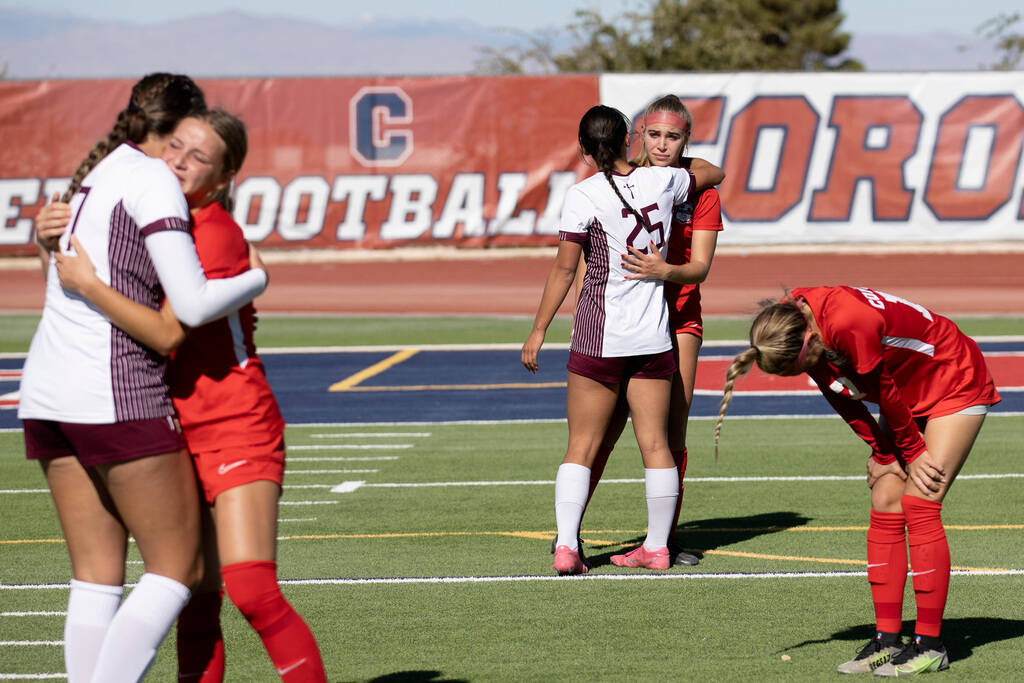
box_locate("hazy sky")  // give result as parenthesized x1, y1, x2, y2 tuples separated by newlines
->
(7, 0, 1021, 34)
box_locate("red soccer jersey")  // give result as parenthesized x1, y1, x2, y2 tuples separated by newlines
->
(792, 286, 1000, 463)
(663, 187, 723, 324)
(167, 202, 285, 451)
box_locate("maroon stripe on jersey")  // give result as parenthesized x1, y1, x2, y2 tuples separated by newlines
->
(684, 169, 697, 203)
(139, 216, 192, 237)
(571, 219, 608, 357)
(558, 230, 586, 243)
(107, 200, 175, 421)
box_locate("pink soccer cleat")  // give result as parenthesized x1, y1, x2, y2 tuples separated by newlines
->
(610, 545, 671, 570)
(552, 545, 589, 575)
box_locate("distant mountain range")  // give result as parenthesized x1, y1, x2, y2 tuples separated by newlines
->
(0, 6, 1003, 79)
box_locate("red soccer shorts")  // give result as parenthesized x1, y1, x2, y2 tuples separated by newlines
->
(191, 434, 285, 503)
(669, 292, 703, 338)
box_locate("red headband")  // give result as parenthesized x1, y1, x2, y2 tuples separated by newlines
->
(641, 110, 689, 133)
(779, 326, 814, 376)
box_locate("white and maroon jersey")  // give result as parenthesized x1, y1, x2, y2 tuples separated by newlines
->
(19, 143, 267, 424)
(793, 286, 1000, 463)
(560, 165, 695, 357)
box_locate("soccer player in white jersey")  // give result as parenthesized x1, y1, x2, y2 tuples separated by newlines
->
(19, 73, 268, 683)
(44, 110, 327, 682)
(521, 105, 724, 575)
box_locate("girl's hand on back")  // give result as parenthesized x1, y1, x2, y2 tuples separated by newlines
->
(621, 245, 670, 281)
(248, 243, 269, 284)
(55, 235, 100, 297)
(35, 193, 71, 252)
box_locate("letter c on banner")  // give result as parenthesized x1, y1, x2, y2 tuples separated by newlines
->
(349, 86, 414, 167)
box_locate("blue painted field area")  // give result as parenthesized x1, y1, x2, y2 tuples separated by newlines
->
(2, 341, 1022, 429)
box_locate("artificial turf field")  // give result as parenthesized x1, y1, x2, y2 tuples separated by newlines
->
(1, 314, 1022, 681)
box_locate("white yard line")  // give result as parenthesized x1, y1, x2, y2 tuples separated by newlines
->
(3, 569, 1021, 593)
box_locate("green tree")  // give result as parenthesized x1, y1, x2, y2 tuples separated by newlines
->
(978, 12, 1024, 70)
(476, 0, 862, 73)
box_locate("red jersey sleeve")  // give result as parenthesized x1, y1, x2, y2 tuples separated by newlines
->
(691, 188, 723, 232)
(874, 367, 927, 460)
(190, 203, 249, 280)
(813, 375, 900, 464)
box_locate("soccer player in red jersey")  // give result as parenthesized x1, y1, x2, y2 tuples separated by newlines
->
(42, 110, 326, 682)
(581, 95, 724, 569)
(715, 286, 1000, 676)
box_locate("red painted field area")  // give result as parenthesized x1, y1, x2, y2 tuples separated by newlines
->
(694, 354, 1024, 393)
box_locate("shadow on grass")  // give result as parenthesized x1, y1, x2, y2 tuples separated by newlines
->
(583, 510, 811, 568)
(367, 671, 468, 683)
(781, 617, 1024, 661)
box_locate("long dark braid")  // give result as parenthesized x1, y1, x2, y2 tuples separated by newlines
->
(62, 73, 206, 202)
(578, 105, 649, 231)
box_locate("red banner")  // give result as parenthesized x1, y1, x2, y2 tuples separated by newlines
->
(5, 73, 1022, 256)
(0, 76, 599, 255)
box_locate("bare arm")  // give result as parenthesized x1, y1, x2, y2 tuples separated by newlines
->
(56, 235, 186, 356)
(622, 229, 719, 283)
(685, 157, 725, 191)
(521, 241, 582, 373)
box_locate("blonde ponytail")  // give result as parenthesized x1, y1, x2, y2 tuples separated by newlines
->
(713, 347, 759, 463)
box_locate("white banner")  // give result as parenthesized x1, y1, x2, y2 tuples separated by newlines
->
(602, 72, 1024, 245)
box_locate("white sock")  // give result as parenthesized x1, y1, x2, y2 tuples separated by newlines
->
(89, 573, 191, 683)
(554, 463, 591, 550)
(643, 467, 679, 552)
(64, 579, 123, 683)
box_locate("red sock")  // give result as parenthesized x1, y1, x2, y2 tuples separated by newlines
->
(583, 444, 613, 511)
(867, 510, 908, 634)
(902, 495, 950, 638)
(176, 590, 225, 683)
(670, 448, 687, 533)
(221, 561, 326, 682)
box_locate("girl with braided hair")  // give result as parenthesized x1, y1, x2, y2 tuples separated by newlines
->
(566, 94, 723, 569)
(46, 109, 327, 682)
(521, 104, 723, 575)
(20, 74, 268, 682)
(715, 287, 1000, 676)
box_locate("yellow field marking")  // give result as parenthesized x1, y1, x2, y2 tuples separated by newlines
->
(8, 523, 1022, 573)
(277, 529, 1010, 573)
(700, 548, 864, 566)
(698, 549, 1005, 573)
(335, 381, 567, 392)
(0, 539, 64, 545)
(328, 348, 420, 391)
(286, 531, 544, 541)
(9, 524, 1023, 546)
